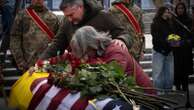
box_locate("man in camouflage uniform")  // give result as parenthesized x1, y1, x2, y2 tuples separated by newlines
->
(10, 0, 59, 71)
(110, 0, 145, 61)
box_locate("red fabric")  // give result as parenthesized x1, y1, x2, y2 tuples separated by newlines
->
(71, 98, 90, 110)
(114, 3, 142, 34)
(28, 83, 52, 110)
(87, 40, 155, 94)
(30, 77, 47, 92)
(47, 88, 70, 110)
(26, 7, 54, 41)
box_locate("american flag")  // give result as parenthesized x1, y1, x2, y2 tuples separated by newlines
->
(27, 79, 135, 110)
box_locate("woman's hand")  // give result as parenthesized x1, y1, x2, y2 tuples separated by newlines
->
(28, 67, 35, 76)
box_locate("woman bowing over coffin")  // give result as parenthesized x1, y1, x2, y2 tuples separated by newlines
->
(8, 26, 157, 110)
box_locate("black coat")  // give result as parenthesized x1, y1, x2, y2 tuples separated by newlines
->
(173, 15, 193, 76)
(151, 17, 173, 56)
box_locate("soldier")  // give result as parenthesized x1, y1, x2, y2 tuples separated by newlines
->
(10, 0, 59, 72)
(110, 0, 145, 61)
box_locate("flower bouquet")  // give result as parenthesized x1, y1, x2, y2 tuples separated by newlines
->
(167, 34, 181, 47)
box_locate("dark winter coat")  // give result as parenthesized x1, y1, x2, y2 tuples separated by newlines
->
(40, 0, 132, 59)
(151, 17, 173, 56)
(173, 15, 193, 76)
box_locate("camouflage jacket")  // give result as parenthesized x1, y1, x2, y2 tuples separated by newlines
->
(10, 6, 59, 71)
(110, 3, 145, 61)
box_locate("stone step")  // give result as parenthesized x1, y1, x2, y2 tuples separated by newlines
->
(140, 61, 152, 69)
(2, 68, 22, 77)
(141, 53, 152, 61)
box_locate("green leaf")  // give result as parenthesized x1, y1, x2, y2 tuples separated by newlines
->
(47, 61, 140, 99)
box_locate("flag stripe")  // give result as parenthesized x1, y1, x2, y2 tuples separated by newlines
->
(28, 83, 52, 110)
(32, 79, 48, 94)
(47, 88, 71, 110)
(71, 97, 90, 110)
(57, 92, 81, 110)
(36, 86, 61, 110)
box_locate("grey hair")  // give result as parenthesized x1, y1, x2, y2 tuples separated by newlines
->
(70, 26, 112, 59)
(59, 0, 84, 10)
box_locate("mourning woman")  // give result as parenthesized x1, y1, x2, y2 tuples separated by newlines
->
(70, 26, 154, 94)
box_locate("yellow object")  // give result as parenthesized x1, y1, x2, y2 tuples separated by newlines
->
(89, 99, 100, 110)
(8, 71, 49, 110)
(168, 34, 181, 41)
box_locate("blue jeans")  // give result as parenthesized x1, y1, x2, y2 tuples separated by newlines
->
(152, 50, 174, 91)
(103, 0, 110, 12)
(0, 4, 14, 49)
(1, 2, 15, 36)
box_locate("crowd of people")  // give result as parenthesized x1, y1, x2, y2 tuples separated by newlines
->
(151, 1, 194, 94)
(0, 0, 194, 109)
(0, 0, 150, 110)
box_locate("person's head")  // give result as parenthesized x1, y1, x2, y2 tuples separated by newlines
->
(60, 0, 85, 24)
(154, 6, 170, 21)
(31, 0, 44, 7)
(70, 26, 112, 61)
(175, 2, 187, 16)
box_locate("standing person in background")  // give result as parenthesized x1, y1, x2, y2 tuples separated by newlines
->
(151, 6, 174, 94)
(110, 0, 145, 61)
(0, 0, 15, 54)
(10, 0, 59, 72)
(0, 0, 23, 53)
(0, 0, 15, 40)
(39, 0, 133, 60)
(102, 0, 110, 11)
(173, 2, 193, 91)
(0, 0, 16, 77)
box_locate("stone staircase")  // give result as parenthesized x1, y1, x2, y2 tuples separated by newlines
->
(0, 51, 22, 96)
(140, 48, 152, 76)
